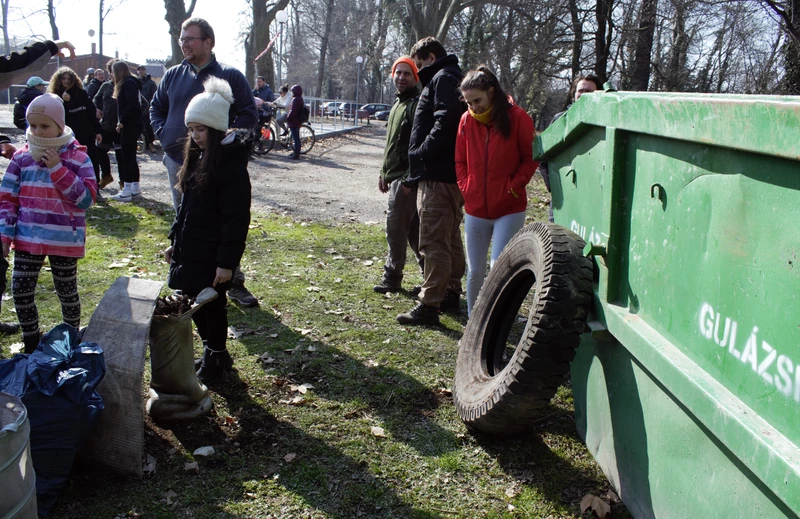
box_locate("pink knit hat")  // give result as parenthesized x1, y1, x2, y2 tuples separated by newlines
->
(26, 93, 66, 130)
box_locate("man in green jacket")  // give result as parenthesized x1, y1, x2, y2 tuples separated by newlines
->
(373, 56, 423, 294)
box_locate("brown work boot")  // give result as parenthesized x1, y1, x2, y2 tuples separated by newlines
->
(397, 302, 439, 326)
(98, 174, 114, 189)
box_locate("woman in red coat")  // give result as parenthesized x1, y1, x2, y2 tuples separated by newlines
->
(455, 66, 537, 316)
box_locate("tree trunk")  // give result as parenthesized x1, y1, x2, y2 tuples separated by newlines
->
(403, 0, 477, 43)
(568, 0, 583, 79)
(629, 0, 658, 91)
(665, 0, 689, 91)
(2, 0, 10, 54)
(163, 0, 197, 67)
(785, 0, 800, 94)
(99, 0, 104, 57)
(48, 0, 59, 39)
(594, 0, 612, 82)
(316, 0, 335, 97)
(246, 0, 290, 88)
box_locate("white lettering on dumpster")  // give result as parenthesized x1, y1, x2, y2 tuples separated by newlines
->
(699, 302, 800, 403)
(570, 220, 609, 247)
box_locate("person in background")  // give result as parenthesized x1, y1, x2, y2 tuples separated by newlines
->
(150, 17, 259, 307)
(455, 66, 537, 316)
(137, 65, 157, 152)
(83, 67, 95, 88)
(538, 73, 602, 221)
(85, 68, 104, 101)
(273, 84, 291, 136)
(164, 77, 251, 384)
(0, 40, 76, 159)
(253, 76, 274, 104)
(13, 76, 47, 130)
(286, 84, 304, 160)
(109, 61, 144, 202)
(48, 67, 103, 185)
(93, 59, 122, 192)
(396, 36, 466, 326)
(374, 56, 423, 294)
(0, 94, 96, 352)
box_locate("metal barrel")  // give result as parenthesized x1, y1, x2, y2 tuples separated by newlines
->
(0, 392, 37, 519)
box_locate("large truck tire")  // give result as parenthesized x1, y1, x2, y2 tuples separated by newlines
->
(453, 222, 594, 435)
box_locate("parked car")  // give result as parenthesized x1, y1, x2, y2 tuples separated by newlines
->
(335, 102, 361, 118)
(322, 101, 339, 117)
(361, 103, 393, 117)
(374, 109, 391, 121)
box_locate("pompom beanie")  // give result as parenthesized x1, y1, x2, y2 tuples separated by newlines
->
(26, 93, 66, 130)
(184, 76, 234, 132)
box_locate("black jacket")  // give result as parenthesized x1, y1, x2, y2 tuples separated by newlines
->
(63, 86, 102, 148)
(117, 76, 144, 130)
(168, 136, 252, 295)
(407, 54, 465, 184)
(85, 77, 104, 101)
(139, 75, 157, 102)
(13, 87, 44, 129)
(93, 81, 118, 133)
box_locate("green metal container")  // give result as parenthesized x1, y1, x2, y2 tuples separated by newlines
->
(536, 91, 800, 518)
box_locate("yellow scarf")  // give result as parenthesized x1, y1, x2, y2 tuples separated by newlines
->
(469, 105, 494, 125)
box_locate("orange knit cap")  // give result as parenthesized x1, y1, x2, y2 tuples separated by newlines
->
(391, 56, 419, 83)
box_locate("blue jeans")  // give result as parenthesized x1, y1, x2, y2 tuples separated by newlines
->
(290, 126, 300, 156)
(163, 153, 183, 213)
(464, 211, 527, 316)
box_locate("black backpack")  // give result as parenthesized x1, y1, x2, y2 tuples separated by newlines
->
(299, 104, 310, 123)
(13, 101, 27, 130)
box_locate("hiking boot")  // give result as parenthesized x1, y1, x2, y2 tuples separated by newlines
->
(409, 285, 421, 296)
(397, 302, 439, 326)
(98, 174, 114, 189)
(228, 284, 259, 307)
(373, 274, 402, 294)
(196, 346, 233, 385)
(0, 321, 19, 335)
(194, 344, 234, 372)
(22, 330, 41, 354)
(440, 290, 462, 314)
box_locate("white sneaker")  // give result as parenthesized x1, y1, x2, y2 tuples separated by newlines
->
(130, 182, 142, 197)
(110, 183, 132, 202)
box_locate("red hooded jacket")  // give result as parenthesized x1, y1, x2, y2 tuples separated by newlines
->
(455, 103, 537, 219)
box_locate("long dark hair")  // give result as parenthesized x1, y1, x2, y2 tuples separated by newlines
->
(177, 127, 226, 194)
(112, 61, 134, 99)
(460, 65, 511, 138)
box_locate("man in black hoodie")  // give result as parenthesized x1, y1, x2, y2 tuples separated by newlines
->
(137, 65, 158, 151)
(13, 76, 47, 129)
(396, 37, 466, 326)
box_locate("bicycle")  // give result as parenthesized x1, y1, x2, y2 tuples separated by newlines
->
(250, 106, 316, 156)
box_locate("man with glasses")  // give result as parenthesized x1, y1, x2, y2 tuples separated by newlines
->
(151, 17, 260, 307)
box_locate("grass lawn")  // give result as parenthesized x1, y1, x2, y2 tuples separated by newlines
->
(0, 179, 628, 518)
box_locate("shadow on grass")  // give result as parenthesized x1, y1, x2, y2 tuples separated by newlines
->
(86, 197, 175, 240)
(473, 404, 621, 516)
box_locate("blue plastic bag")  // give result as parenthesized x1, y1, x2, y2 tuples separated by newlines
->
(0, 323, 105, 516)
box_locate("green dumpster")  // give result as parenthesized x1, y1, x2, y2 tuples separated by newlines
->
(535, 91, 800, 518)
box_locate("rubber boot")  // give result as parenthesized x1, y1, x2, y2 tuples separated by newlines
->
(23, 330, 41, 354)
(196, 345, 233, 385)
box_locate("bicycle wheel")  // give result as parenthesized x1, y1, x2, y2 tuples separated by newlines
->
(252, 124, 276, 155)
(299, 124, 316, 154)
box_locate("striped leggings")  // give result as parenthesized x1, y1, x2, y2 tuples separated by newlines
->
(13, 251, 81, 339)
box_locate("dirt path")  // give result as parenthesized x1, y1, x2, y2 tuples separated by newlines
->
(4, 124, 390, 225)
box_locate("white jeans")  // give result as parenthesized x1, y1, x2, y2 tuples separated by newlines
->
(465, 211, 526, 316)
(163, 153, 183, 213)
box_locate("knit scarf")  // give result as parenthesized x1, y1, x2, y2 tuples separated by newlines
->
(469, 105, 494, 126)
(25, 126, 75, 162)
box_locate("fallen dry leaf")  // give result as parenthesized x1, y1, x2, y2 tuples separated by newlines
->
(362, 260, 374, 266)
(580, 494, 611, 518)
(143, 454, 156, 474)
(260, 355, 276, 365)
(183, 461, 199, 473)
(306, 286, 321, 292)
(163, 490, 178, 505)
(284, 453, 297, 463)
(193, 446, 215, 457)
(371, 426, 387, 438)
(295, 328, 313, 335)
(279, 395, 307, 406)
(307, 345, 317, 352)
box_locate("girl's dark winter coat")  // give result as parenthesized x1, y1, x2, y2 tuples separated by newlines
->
(168, 137, 251, 295)
(117, 76, 143, 130)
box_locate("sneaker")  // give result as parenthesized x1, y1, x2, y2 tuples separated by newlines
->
(440, 290, 462, 314)
(0, 322, 19, 335)
(130, 183, 142, 197)
(196, 347, 233, 385)
(110, 191, 132, 202)
(396, 302, 439, 326)
(98, 175, 115, 189)
(228, 285, 259, 307)
(373, 275, 402, 294)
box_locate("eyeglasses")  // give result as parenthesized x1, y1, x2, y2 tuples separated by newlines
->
(179, 36, 205, 45)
